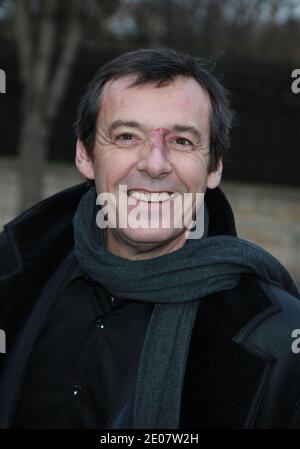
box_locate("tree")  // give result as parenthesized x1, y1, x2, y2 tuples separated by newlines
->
(8, 0, 300, 212)
(15, 0, 82, 212)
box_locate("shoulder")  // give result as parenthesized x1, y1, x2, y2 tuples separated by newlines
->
(195, 273, 300, 347)
(244, 279, 300, 357)
(0, 231, 17, 278)
(259, 280, 300, 314)
(0, 182, 90, 275)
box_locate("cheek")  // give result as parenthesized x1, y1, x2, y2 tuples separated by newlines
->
(177, 158, 208, 192)
(94, 151, 134, 188)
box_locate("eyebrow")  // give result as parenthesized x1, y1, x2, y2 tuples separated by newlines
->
(108, 120, 144, 134)
(108, 120, 204, 143)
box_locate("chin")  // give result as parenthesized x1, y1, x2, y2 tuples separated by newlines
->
(120, 226, 184, 245)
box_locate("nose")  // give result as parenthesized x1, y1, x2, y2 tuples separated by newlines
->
(136, 128, 172, 178)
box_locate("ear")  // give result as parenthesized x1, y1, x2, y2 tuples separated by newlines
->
(75, 139, 95, 180)
(207, 159, 223, 189)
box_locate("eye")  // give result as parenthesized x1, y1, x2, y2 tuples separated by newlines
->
(170, 137, 193, 147)
(116, 133, 135, 141)
(114, 133, 140, 146)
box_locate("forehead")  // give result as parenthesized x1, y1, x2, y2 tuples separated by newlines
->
(99, 75, 212, 129)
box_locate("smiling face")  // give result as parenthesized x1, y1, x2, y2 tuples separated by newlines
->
(76, 75, 222, 260)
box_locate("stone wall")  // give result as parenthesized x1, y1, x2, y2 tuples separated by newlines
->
(222, 182, 300, 286)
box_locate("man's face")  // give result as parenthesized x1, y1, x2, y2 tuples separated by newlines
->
(76, 75, 222, 257)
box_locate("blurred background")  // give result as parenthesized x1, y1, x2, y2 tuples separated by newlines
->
(0, 0, 299, 284)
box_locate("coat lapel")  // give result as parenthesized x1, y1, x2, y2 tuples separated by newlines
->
(180, 273, 280, 429)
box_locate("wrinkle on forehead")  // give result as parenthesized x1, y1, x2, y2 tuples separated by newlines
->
(99, 76, 212, 140)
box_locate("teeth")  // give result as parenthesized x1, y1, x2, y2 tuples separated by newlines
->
(128, 190, 176, 202)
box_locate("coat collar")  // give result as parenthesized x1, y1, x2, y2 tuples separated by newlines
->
(2, 182, 91, 277)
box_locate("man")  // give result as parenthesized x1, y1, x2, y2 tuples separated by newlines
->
(0, 48, 300, 429)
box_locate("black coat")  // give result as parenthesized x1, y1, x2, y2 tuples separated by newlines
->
(1, 182, 300, 428)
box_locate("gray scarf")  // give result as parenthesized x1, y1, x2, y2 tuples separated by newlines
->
(73, 186, 300, 428)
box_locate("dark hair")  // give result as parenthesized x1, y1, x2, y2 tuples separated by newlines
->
(74, 48, 234, 172)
